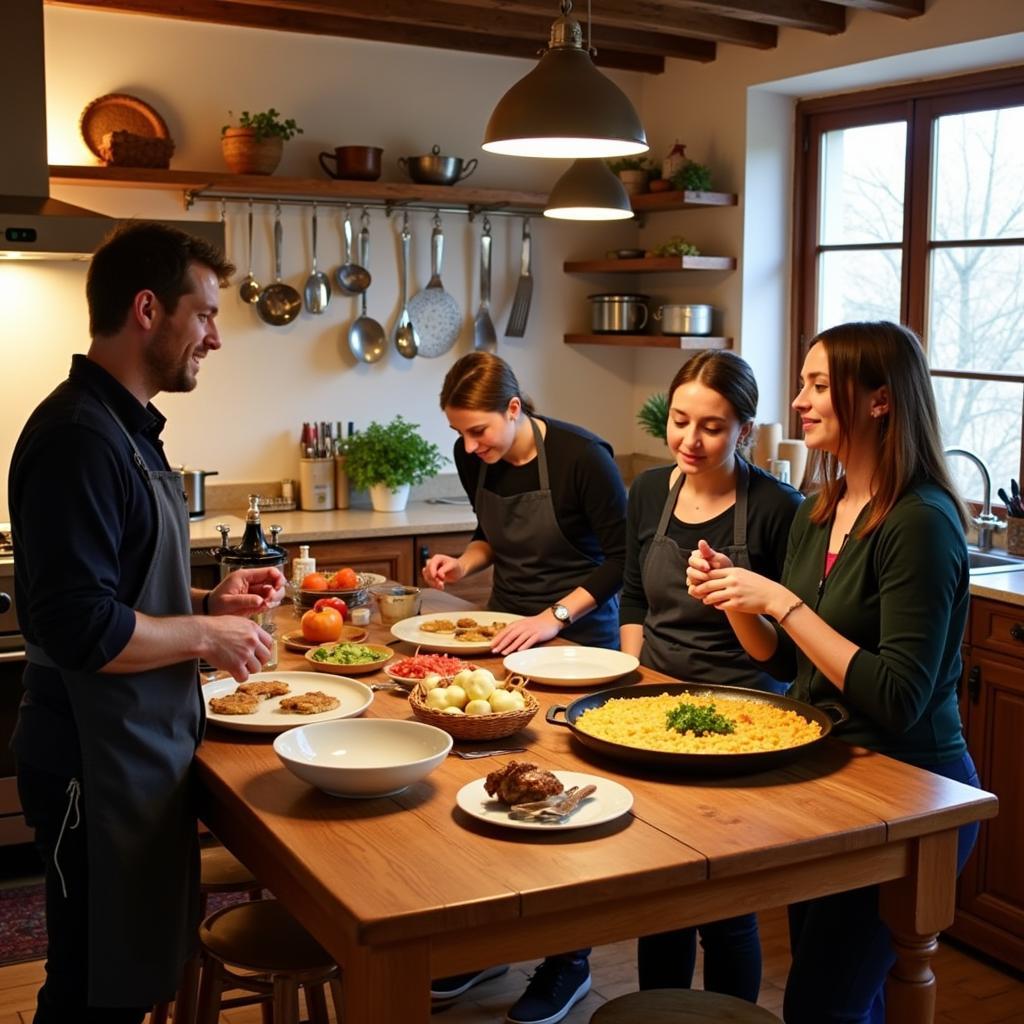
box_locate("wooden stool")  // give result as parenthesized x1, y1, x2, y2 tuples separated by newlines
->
(590, 989, 782, 1023)
(149, 844, 263, 1024)
(195, 899, 343, 1024)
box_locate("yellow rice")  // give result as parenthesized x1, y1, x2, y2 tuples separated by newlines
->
(574, 692, 822, 755)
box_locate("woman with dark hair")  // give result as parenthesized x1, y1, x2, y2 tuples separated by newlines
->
(621, 349, 802, 1001)
(423, 351, 627, 1024)
(687, 321, 980, 1024)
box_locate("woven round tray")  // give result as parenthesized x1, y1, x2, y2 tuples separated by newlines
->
(80, 93, 170, 159)
(409, 684, 538, 740)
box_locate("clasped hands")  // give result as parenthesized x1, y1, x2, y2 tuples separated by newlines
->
(686, 539, 782, 617)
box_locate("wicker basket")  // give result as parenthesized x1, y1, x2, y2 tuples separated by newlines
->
(99, 130, 174, 168)
(408, 683, 539, 741)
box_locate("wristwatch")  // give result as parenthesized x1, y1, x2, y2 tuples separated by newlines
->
(550, 603, 572, 626)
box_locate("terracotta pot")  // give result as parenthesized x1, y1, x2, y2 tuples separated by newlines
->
(221, 128, 283, 175)
(617, 169, 648, 196)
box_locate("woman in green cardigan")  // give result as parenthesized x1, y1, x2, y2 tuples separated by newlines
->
(686, 321, 980, 1024)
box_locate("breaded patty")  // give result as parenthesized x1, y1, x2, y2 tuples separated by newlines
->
(238, 680, 291, 700)
(421, 619, 456, 633)
(278, 691, 341, 715)
(209, 692, 260, 715)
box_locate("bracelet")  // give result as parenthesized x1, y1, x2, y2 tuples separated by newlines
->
(202, 591, 211, 616)
(778, 598, 804, 626)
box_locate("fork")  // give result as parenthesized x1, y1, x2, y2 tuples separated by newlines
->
(504, 219, 533, 338)
(453, 747, 527, 760)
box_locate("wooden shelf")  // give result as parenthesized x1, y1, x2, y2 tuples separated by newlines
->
(564, 255, 736, 273)
(630, 189, 737, 212)
(49, 165, 548, 212)
(565, 334, 732, 350)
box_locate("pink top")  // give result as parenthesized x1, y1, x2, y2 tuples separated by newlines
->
(824, 551, 840, 577)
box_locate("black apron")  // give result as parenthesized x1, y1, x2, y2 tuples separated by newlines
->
(26, 399, 202, 1006)
(476, 417, 619, 649)
(640, 459, 783, 692)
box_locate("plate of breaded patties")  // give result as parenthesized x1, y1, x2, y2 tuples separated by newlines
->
(202, 671, 373, 734)
(390, 611, 523, 653)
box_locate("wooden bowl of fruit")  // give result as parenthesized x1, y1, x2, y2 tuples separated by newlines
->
(408, 668, 538, 740)
(294, 567, 385, 610)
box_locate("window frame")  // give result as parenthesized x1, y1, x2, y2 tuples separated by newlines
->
(792, 65, 1024, 486)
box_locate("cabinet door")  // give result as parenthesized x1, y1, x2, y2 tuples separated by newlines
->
(952, 648, 1024, 970)
(281, 537, 414, 585)
(971, 597, 1024, 659)
(414, 532, 493, 608)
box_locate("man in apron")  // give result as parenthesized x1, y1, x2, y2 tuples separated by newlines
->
(9, 223, 285, 1023)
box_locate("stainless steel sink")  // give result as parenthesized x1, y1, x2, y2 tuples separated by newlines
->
(968, 548, 1024, 574)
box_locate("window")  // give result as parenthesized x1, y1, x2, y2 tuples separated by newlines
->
(794, 69, 1024, 504)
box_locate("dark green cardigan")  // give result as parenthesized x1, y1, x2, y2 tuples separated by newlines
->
(759, 482, 969, 767)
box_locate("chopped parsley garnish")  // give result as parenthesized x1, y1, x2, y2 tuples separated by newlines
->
(665, 701, 736, 737)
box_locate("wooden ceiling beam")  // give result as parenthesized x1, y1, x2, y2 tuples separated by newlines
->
(48, 0, 670, 71)
(823, 0, 923, 16)
(657, 0, 846, 34)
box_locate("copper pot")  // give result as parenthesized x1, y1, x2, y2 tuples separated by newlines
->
(319, 146, 383, 181)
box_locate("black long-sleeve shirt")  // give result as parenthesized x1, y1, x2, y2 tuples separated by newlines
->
(453, 416, 627, 605)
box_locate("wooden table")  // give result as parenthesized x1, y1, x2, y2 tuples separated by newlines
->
(195, 596, 997, 1024)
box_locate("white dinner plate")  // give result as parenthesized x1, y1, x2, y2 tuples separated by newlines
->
(202, 671, 373, 734)
(455, 771, 633, 832)
(502, 647, 640, 688)
(390, 611, 523, 653)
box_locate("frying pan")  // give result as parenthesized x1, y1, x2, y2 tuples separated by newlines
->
(547, 681, 846, 775)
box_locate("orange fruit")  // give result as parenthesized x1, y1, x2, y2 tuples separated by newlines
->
(328, 567, 359, 591)
(301, 606, 343, 642)
(301, 572, 329, 591)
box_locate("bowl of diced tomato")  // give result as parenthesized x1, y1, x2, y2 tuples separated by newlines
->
(294, 568, 386, 610)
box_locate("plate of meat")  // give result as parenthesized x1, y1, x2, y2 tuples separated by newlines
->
(455, 760, 633, 831)
(390, 611, 523, 652)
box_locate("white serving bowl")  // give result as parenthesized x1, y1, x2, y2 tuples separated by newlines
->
(273, 719, 453, 798)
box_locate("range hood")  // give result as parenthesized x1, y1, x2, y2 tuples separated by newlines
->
(2, 0, 222, 260)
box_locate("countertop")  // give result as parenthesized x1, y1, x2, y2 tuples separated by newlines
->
(970, 570, 1024, 608)
(188, 500, 477, 549)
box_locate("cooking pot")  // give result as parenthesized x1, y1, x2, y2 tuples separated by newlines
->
(653, 303, 714, 336)
(589, 293, 649, 334)
(547, 681, 847, 775)
(398, 145, 478, 186)
(177, 467, 218, 520)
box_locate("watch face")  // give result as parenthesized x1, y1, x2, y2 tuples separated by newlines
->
(553, 604, 570, 622)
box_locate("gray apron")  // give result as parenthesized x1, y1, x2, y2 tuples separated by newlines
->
(476, 417, 619, 649)
(640, 459, 783, 692)
(26, 399, 202, 1006)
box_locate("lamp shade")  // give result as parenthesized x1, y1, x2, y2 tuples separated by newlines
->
(544, 159, 634, 220)
(482, 8, 648, 159)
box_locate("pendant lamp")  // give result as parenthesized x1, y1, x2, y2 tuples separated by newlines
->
(482, 1, 648, 159)
(544, 159, 633, 220)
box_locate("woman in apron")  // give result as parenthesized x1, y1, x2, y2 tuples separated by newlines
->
(620, 350, 802, 1003)
(422, 351, 626, 1024)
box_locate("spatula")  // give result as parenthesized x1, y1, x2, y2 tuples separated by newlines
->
(505, 218, 533, 338)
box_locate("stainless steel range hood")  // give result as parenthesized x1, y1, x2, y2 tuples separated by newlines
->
(2, 0, 223, 260)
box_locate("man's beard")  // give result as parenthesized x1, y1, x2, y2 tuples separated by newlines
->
(145, 321, 198, 394)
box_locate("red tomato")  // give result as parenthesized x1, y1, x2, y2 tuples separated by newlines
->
(301, 606, 343, 642)
(301, 572, 329, 591)
(314, 597, 349, 620)
(327, 567, 359, 591)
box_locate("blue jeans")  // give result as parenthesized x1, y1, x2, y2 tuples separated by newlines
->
(637, 914, 762, 1002)
(783, 751, 981, 1024)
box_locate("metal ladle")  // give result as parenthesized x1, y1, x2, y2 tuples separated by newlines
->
(335, 204, 371, 295)
(347, 210, 386, 363)
(238, 200, 260, 304)
(394, 211, 419, 359)
(303, 203, 331, 314)
(256, 204, 302, 327)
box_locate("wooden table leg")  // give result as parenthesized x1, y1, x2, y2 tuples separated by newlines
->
(341, 942, 431, 1023)
(880, 829, 958, 1024)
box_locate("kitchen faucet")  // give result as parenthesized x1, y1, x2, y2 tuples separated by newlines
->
(943, 448, 1006, 551)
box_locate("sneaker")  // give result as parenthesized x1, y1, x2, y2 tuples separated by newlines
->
(430, 964, 510, 1002)
(505, 958, 592, 1024)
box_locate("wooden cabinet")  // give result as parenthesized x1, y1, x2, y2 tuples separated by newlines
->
(951, 595, 1024, 970)
(413, 532, 493, 608)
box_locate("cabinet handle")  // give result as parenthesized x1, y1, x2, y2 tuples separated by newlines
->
(1010, 623, 1024, 643)
(968, 665, 981, 704)
(0, 591, 10, 615)
(419, 544, 430, 570)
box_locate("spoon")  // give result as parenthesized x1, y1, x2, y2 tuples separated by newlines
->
(238, 199, 260, 304)
(256, 204, 302, 327)
(303, 203, 331, 314)
(473, 216, 497, 352)
(335, 205, 371, 295)
(347, 210, 386, 363)
(394, 211, 419, 359)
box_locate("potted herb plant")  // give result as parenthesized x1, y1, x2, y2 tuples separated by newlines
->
(344, 416, 447, 512)
(636, 392, 669, 443)
(221, 109, 303, 175)
(607, 157, 653, 196)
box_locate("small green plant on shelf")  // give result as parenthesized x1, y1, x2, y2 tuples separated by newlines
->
(637, 393, 669, 444)
(670, 161, 713, 193)
(221, 109, 303, 141)
(344, 416, 447, 491)
(651, 236, 701, 257)
(606, 157, 654, 174)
